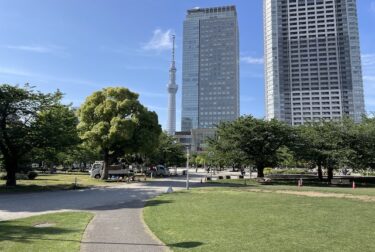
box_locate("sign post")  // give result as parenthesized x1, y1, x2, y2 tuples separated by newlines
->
(186, 147, 190, 190)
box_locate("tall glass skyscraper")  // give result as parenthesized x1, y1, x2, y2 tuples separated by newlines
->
(181, 6, 239, 131)
(264, 0, 365, 125)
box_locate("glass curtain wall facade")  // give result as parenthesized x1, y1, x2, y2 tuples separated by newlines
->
(264, 0, 365, 125)
(181, 6, 239, 131)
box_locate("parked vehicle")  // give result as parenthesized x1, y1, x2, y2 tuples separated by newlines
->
(89, 161, 134, 179)
(146, 165, 170, 177)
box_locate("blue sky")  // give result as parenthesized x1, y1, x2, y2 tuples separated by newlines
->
(0, 0, 375, 130)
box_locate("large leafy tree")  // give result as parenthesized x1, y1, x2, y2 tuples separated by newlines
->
(293, 123, 327, 180)
(77, 87, 161, 179)
(0, 84, 79, 186)
(208, 125, 247, 170)
(341, 117, 375, 171)
(293, 119, 355, 182)
(210, 116, 292, 177)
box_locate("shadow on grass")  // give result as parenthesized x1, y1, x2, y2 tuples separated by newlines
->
(208, 180, 258, 188)
(0, 184, 88, 194)
(145, 199, 174, 207)
(169, 241, 204, 248)
(0, 223, 75, 243)
(27, 178, 61, 181)
(209, 178, 375, 188)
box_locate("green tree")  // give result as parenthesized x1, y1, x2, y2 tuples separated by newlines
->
(341, 117, 375, 171)
(32, 105, 81, 169)
(195, 154, 207, 168)
(77, 87, 161, 179)
(55, 143, 101, 170)
(149, 132, 185, 167)
(293, 119, 351, 182)
(293, 123, 327, 180)
(0, 84, 79, 186)
(210, 116, 292, 177)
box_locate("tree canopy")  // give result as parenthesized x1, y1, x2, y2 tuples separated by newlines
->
(0, 84, 79, 186)
(148, 132, 185, 167)
(209, 116, 292, 177)
(77, 87, 161, 179)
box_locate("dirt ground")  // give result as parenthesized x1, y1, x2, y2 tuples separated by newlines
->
(244, 188, 375, 202)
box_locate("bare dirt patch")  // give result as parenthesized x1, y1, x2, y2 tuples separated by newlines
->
(244, 189, 375, 202)
(33, 222, 56, 228)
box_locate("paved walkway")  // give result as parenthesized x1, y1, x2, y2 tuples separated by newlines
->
(0, 173, 208, 252)
(81, 199, 167, 252)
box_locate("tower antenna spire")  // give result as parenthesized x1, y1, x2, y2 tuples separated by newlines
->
(167, 34, 178, 135)
(172, 35, 175, 63)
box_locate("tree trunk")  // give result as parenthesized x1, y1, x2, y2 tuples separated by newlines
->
(327, 167, 333, 183)
(257, 165, 264, 178)
(317, 161, 323, 181)
(326, 160, 333, 184)
(5, 158, 17, 187)
(101, 149, 109, 180)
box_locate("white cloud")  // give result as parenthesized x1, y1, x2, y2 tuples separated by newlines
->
(142, 29, 173, 51)
(0, 66, 33, 77)
(4, 45, 51, 53)
(2, 44, 66, 54)
(0, 65, 168, 101)
(362, 54, 375, 66)
(241, 56, 264, 65)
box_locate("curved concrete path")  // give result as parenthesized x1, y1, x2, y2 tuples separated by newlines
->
(81, 199, 167, 252)
(0, 173, 208, 252)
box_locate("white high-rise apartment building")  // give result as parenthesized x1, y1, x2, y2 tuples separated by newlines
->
(264, 0, 365, 125)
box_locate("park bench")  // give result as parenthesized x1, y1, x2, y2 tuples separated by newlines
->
(331, 178, 351, 185)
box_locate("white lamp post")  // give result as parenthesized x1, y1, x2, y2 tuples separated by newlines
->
(186, 146, 190, 190)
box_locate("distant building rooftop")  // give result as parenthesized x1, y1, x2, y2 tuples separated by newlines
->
(187, 5, 236, 15)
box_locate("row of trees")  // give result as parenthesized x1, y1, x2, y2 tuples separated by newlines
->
(0, 84, 184, 186)
(208, 116, 375, 182)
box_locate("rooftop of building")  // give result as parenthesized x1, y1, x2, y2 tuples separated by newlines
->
(187, 5, 236, 15)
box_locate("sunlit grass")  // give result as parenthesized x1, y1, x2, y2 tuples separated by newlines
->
(144, 187, 375, 252)
(0, 212, 93, 252)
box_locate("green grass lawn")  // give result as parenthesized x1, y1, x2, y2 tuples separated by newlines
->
(0, 173, 111, 193)
(210, 179, 375, 196)
(144, 187, 375, 252)
(0, 212, 93, 252)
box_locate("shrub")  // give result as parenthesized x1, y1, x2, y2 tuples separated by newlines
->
(0, 172, 6, 180)
(264, 168, 273, 175)
(27, 171, 38, 180)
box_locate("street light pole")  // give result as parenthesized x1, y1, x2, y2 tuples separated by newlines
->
(186, 147, 190, 190)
